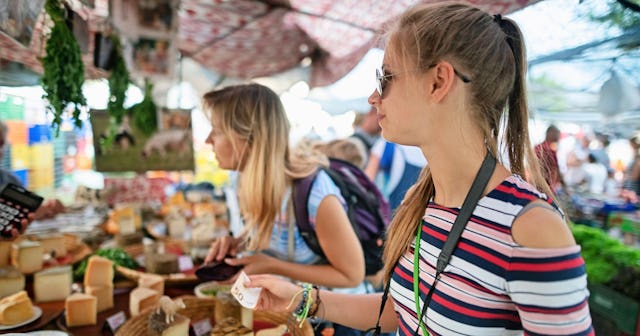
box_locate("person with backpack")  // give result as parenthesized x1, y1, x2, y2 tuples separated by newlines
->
(244, 3, 593, 335)
(349, 106, 381, 169)
(365, 139, 427, 214)
(202, 83, 386, 335)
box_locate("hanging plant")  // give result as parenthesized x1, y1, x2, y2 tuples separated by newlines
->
(98, 34, 131, 153)
(40, 0, 86, 134)
(130, 78, 158, 136)
(107, 35, 129, 124)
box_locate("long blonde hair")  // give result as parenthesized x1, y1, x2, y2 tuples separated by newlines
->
(202, 83, 325, 250)
(382, 2, 554, 280)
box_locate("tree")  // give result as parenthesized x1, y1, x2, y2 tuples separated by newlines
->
(584, 0, 640, 32)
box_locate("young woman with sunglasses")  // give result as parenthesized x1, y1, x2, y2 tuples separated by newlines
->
(246, 3, 593, 335)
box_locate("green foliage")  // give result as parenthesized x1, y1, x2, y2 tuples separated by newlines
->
(583, 0, 640, 31)
(73, 247, 139, 281)
(572, 224, 640, 285)
(527, 74, 570, 112)
(40, 0, 86, 135)
(130, 79, 158, 136)
(107, 36, 130, 124)
(98, 116, 121, 154)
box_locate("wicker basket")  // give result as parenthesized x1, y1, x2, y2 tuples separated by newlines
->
(116, 240, 200, 286)
(116, 295, 313, 336)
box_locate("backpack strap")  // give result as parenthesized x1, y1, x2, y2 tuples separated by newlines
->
(351, 132, 373, 152)
(292, 169, 324, 258)
(379, 142, 396, 173)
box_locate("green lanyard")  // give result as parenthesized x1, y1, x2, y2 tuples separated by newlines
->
(413, 224, 429, 336)
(410, 153, 496, 336)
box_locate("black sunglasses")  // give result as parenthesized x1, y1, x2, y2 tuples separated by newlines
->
(375, 63, 471, 98)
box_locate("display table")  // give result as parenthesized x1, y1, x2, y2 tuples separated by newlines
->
(5, 280, 193, 335)
(5, 279, 312, 335)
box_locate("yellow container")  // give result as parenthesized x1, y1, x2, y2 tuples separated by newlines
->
(28, 168, 54, 189)
(10, 144, 31, 169)
(29, 144, 54, 169)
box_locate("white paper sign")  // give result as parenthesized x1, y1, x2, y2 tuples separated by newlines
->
(191, 318, 212, 336)
(105, 311, 127, 332)
(178, 255, 194, 271)
(231, 271, 262, 309)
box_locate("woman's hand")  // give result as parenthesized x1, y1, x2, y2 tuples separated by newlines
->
(3, 213, 34, 240)
(247, 274, 304, 313)
(33, 199, 65, 220)
(204, 235, 242, 264)
(224, 253, 280, 276)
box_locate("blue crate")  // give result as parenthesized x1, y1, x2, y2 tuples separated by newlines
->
(12, 169, 28, 187)
(28, 124, 52, 144)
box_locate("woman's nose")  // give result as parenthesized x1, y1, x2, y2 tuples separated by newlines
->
(368, 90, 380, 106)
(205, 133, 214, 145)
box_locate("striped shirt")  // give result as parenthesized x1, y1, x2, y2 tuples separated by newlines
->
(391, 175, 593, 336)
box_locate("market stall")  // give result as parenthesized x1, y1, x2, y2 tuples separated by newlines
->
(1, 0, 599, 335)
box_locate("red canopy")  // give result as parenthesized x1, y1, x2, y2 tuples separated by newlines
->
(0, 0, 539, 87)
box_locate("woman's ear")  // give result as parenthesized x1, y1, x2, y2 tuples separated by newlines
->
(428, 62, 456, 103)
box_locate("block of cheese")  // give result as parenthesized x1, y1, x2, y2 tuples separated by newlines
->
(83, 255, 114, 287)
(65, 293, 97, 327)
(138, 274, 164, 295)
(161, 315, 190, 336)
(111, 206, 141, 234)
(0, 266, 25, 298)
(85, 284, 114, 312)
(0, 290, 34, 325)
(130, 287, 159, 316)
(148, 312, 190, 336)
(115, 232, 143, 247)
(36, 235, 67, 258)
(34, 266, 72, 302)
(11, 241, 43, 274)
(167, 216, 186, 238)
(146, 253, 179, 275)
(0, 241, 11, 267)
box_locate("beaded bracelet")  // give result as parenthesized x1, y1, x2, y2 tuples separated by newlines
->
(291, 283, 314, 327)
(308, 285, 322, 318)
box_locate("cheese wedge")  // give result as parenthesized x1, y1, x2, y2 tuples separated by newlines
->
(11, 241, 43, 274)
(138, 274, 165, 295)
(130, 287, 159, 316)
(0, 290, 34, 325)
(34, 266, 72, 302)
(85, 284, 114, 312)
(65, 293, 97, 327)
(0, 266, 25, 298)
(160, 314, 190, 336)
(83, 255, 114, 287)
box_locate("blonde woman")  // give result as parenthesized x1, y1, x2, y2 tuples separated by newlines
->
(202, 84, 366, 334)
(247, 3, 593, 335)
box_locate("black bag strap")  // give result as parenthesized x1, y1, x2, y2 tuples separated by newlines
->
(292, 168, 323, 256)
(370, 153, 496, 336)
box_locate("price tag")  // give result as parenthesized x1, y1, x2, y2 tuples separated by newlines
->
(103, 311, 127, 333)
(178, 255, 194, 271)
(191, 318, 212, 336)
